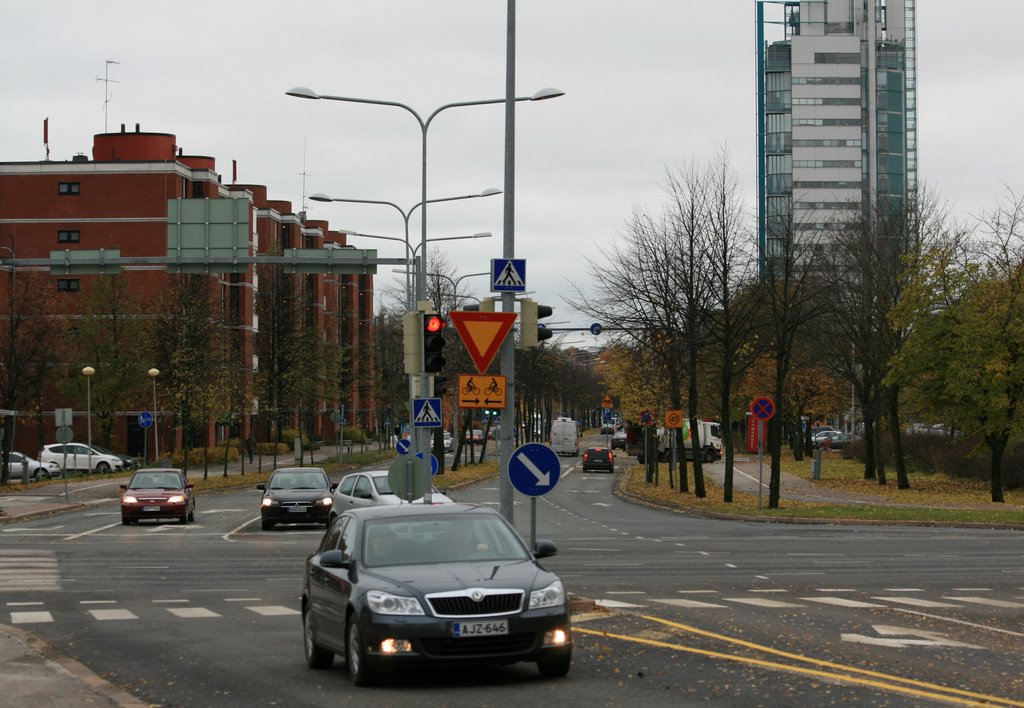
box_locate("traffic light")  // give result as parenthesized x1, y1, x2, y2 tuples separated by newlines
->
(462, 297, 497, 312)
(433, 375, 449, 396)
(422, 312, 447, 373)
(519, 298, 553, 349)
(403, 311, 423, 374)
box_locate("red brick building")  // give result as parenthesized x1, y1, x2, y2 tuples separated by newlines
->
(0, 124, 376, 459)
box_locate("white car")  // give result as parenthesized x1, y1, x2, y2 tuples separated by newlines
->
(331, 469, 453, 517)
(39, 443, 125, 474)
(4, 452, 61, 482)
(442, 431, 454, 452)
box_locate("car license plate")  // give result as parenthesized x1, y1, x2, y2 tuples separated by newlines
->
(451, 620, 509, 638)
(288, 506, 309, 513)
(143, 505, 161, 512)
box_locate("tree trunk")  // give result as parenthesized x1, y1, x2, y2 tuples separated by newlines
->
(985, 432, 1007, 503)
(885, 384, 910, 489)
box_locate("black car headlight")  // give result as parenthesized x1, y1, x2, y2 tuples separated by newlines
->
(529, 580, 565, 610)
(314, 496, 333, 507)
(367, 590, 424, 616)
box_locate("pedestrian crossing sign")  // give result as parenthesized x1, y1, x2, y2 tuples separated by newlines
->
(491, 258, 526, 292)
(413, 398, 443, 427)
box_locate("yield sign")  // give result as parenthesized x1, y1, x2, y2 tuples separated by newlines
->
(449, 311, 518, 373)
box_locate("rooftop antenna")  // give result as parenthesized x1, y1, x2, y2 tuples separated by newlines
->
(95, 59, 120, 133)
(299, 138, 312, 214)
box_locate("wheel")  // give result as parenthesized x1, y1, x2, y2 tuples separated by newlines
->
(303, 608, 334, 669)
(187, 505, 195, 522)
(537, 652, 571, 678)
(262, 519, 275, 531)
(346, 619, 376, 686)
(703, 448, 716, 463)
(95, 461, 111, 473)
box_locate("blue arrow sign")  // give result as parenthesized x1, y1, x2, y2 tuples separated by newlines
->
(413, 451, 440, 476)
(508, 443, 561, 497)
(396, 438, 411, 455)
(138, 411, 154, 429)
(590, 323, 603, 336)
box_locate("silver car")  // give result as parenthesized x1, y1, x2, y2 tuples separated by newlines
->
(331, 469, 452, 518)
(4, 452, 61, 482)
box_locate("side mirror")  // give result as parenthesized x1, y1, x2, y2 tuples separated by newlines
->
(533, 539, 558, 559)
(119, 484, 127, 490)
(256, 483, 266, 491)
(185, 483, 194, 489)
(319, 549, 350, 569)
(330, 482, 338, 491)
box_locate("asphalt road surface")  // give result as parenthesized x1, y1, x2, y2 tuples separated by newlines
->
(1, 445, 1021, 706)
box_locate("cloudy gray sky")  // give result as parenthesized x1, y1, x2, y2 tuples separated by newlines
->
(3, 1, 1021, 340)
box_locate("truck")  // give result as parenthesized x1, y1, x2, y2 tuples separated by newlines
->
(626, 420, 722, 463)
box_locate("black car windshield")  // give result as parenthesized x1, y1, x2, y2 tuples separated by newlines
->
(362, 514, 530, 567)
(270, 472, 328, 490)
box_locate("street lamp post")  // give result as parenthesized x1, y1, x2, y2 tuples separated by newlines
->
(82, 366, 95, 472)
(148, 368, 160, 465)
(288, 83, 562, 502)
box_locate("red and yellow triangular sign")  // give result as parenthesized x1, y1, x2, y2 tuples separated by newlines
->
(449, 311, 518, 373)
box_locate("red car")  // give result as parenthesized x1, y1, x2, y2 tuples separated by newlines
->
(120, 468, 196, 525)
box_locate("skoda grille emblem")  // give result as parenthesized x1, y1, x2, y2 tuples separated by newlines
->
(470, 589, 485, 603)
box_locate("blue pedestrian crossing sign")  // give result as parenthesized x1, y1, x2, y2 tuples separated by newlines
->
(508, 443, 561, 497)
(491, 258, 526, 292)
(412, 398, 443, 428)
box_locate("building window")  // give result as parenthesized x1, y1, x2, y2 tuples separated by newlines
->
(57, 279, 80, 292)
(58, 230, 80, 243)
(58, 182, 81, 195)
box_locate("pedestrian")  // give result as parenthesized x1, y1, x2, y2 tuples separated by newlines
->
(246, 434, 256, 463)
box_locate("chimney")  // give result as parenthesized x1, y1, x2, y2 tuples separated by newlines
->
(135, 123, 140, 133)
(120, 123, 126, 133)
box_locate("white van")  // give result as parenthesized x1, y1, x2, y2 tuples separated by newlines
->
(549, 417, 580, 456)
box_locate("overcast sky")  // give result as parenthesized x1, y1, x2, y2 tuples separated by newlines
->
(3, 1, 1022, 342)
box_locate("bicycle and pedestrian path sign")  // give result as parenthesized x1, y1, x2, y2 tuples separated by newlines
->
(457, 374, 506, 409)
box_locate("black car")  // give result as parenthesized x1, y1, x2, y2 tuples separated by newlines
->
(581, 447, 614, 473)
(301, 504, 572, 686)
(257, 467, 336, 530)
(610, 430, 627, 450)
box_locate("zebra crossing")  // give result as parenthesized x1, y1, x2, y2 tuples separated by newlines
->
(596, 587, 1024, 613)
(4, 598, 299, 625)
(0, 549, 61, 591)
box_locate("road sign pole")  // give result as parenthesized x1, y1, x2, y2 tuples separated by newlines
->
(757, 419, 764, 512)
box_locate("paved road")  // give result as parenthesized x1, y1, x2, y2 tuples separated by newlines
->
(1, 445, 1022, 706)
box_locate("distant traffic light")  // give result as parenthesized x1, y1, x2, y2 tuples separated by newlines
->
(423, 313, 447, 373)
(463, 297, 497, 313)
(519, 298, 553, 349)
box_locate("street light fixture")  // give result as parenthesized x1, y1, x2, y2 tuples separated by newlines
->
(82, 366, 95, 472)
(309, 188, 500, 309)
(148, 368, 160, 465)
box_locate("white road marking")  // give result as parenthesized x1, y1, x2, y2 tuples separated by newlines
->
(654, 598, 727, 608)
(246, 605, 299, 616)
(89, 609, 137, 620)
(596, 599, 646, 608)
(842, 625, 983, 649)
(11, 611, 53, 624)
(725, 598, 805, 608)
(873, 596, 962, 608)
(63, 522, 121, 541)
(802, 597, 884, 608)
(166, 607, 221, 618)
(944, 596, 1024, 608)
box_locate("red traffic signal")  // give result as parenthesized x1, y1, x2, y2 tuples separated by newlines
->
(425, 314, 445, 333)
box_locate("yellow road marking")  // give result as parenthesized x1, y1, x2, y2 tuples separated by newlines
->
(573, 616, 1022, 708)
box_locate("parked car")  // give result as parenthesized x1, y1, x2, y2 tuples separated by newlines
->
(257, 467, 336, 530)
(39, 443, 124, 474)
(600, 424, 615, 435)
(301, 503, 572, 685)
(120, 468, 195, 525)
(332, 469, 452, 517)
(3, 452, 61, 482)
(442, 431, 453, 452)
(610, 430, 627, 450)
(91, 444, 138, 471)
(582, 447, 614, 473)
(812, 431, 858, 449)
